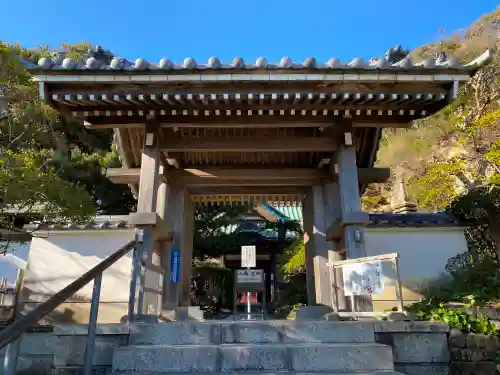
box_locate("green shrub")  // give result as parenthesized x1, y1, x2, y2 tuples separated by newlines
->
(407, 298, 497, 335)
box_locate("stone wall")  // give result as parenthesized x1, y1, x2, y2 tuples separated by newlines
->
(0, 324, 129, 375)
(7, 321, 500, 375)
(449, 328, 500, 375)
(374, 321, 450, 375)
(0, 329, 54, 375)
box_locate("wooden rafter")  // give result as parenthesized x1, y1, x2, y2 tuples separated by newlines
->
(159, 136, 337, 153)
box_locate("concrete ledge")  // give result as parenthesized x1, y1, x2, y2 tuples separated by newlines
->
(53, 323, 129, 335)
(54, 335, 128, 367)
(52, 365, 111, 375)
(295, 305, 333, 320)
(374, 321, 449, 333)
(395, 364, 450, 375)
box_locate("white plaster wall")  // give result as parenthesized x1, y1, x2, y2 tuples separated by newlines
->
(364, 226, 468, 309)
(22, 230, 135, 304)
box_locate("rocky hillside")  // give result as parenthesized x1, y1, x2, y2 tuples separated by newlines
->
(362, 8, 500, 213)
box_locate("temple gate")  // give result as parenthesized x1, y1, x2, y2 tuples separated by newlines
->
(27, 46, 491, 315)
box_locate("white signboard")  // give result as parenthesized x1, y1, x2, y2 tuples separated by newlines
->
(342, 260, 384, 296)
(236, 269, 263, 283)
(241, 245, 256, 268)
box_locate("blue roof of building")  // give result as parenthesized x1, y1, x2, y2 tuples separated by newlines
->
(262, 204, 461, 228)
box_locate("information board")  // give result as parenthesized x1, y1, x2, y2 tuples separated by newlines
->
(169, 248, 181, 284)
(241, 245, 256, 268)
(236, 269, 263, 283)
(341, 260, 384, 296)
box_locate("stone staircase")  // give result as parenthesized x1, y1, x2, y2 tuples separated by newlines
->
(111, 321, 403, 374)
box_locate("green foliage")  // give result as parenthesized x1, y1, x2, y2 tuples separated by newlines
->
(408, 160, 464, 211)
(0, 41, 135, 240)
(449, 187, 500, 260)
(276, 237, 308, 308)
(280, 238, 305, 275)
(371, 10, 500, 212)
(191, 265, 234, 313)
(407, 299, 497, 335)
(274, 302, 305, 320)
(0, 148, 95, 221)
(193, 203, 252, 259)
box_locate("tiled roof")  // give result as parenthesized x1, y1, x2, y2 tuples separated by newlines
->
(22, 210, 462, 233)
(263, 205, 461, 227)
(367, 212, 462, 227)
(23, 215, 133, 232)
(26, 45, 492, 73)
(264, 204, 303, 223)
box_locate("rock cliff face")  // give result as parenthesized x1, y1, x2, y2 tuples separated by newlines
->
(362, 9, 500, 213)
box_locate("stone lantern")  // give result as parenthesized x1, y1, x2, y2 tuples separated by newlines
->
(0, 87, 9, 117)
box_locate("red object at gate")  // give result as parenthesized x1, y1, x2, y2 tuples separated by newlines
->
(238, 292, 258, 304)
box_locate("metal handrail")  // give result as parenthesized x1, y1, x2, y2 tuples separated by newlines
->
(0, 239, 138, 375)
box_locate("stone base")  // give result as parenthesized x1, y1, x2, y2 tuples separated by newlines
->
(324, 312, 341, 321)
(387, 311, 415, 321)
(296, 305, 333, 320)
(163, 306, 205, 321)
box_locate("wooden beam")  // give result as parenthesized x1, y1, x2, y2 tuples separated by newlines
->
(80, 114, 417, 128)
(348, 167, 391, 183)
(47, 80, 449, 95)
(181, 167, 327, 180)
(188, 186, 308, 196)
(180, 178, 319, 187)
(84, 121, 334, 130)
(159, 136, 337, 152)
(106, 167, 390, 185)
(106, 167, 326, 184)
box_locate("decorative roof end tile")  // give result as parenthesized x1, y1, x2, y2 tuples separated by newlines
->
(385, 45, 410, 64)
(232, 57, 245, 69)
(183, 57, 197, 69)
(208, 57, 221, 69)
(255, 57, 268, 69)
(303, 57, 316, 68)
(280, 56, 293, 68)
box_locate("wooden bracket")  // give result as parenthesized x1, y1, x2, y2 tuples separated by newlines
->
(326, 212, 370, 241)
(128, 212, 173, 241)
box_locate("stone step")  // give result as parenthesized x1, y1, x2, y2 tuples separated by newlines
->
(112, 343, 394, 373)
(129, 321, 375, 345)
(112, 372, 405, 375)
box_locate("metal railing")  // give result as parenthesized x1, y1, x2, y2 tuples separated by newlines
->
(0, 239, 142, 375)
(0, 272, 24, 326)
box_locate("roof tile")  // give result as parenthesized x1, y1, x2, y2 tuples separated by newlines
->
(26, 46, 493, 73)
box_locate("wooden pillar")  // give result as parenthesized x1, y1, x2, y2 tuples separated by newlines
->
(137, 123, 160, 214)
(157, 180, 176, 311)
(272, 223, 285, 305)
(302, 192, 316, 305)
(334, 131, 373, 311)
(163, 185, 194, 308)
(322, 183, 348, 311)
(303, 185, 334, 307)
(163, 185, 183, 309)
(180, 192, 194, 306)
(135, 123, 161, 315)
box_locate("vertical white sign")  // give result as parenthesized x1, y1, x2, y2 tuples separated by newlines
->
(241, 245, 256, 268)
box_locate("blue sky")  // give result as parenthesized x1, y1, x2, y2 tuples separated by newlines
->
(0, 1, 497, 63)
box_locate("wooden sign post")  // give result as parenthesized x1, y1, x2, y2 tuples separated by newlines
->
(234, 268, 266, 320)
